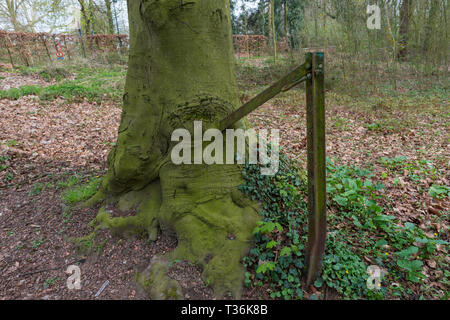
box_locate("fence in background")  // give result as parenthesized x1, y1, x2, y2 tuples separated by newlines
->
(0, 31, 126, 67)
(0, 31, 291, 67)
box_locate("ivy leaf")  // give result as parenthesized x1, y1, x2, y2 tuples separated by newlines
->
(314, 277, 324, 288)
(256, 261, 276, 274)
(396, 246, 418, 259)
(280, 247, 292, 257)
(266, 240, 278, 249)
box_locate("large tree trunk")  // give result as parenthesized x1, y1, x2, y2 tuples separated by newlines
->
(86, 0, 259, 299)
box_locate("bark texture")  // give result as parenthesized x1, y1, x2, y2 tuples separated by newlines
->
(84, 0, 259, 299)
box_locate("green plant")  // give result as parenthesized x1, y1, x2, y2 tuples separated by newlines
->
(367, 122, 383, 131)
(43, 276, 61, 289)
(241, 153, 307, 300)
(428, 184, 450, 199)
(168, 259, 183, 267)
(0, 85, 41, 100)
(327, 159, 384, 218)
(0, 65, 125, 103)
(332, 117, 349, 130)
(15, 65, 39, 75)
(31, 237, 45, 249)
(378, 156, 407, 170)
(324, 159, 447, 298)
(39, 67, 72, 81)
(62, 207, 73, 223)
(321, 234, 369, 299)
(0, 155, 9, 172)
(3, 172, 14, 183)
(7, 140, 18, 147)
(29, 183, 44, 196)
(395, 246, 424, 283)
(61, 176, 101, 204)
(239, 148, 447, 300)
(56, 174, 82, 189)
(39, 82, 99, 102)
(94, 239, 108, 256)
(378, 157, 441, 185)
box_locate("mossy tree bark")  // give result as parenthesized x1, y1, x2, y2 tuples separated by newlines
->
(85, 0, 260, 299)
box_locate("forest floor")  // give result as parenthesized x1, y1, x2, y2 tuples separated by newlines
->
(0, 57, 448, 300)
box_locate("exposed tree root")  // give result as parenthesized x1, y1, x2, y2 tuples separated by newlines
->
(80, 162, 259, 299)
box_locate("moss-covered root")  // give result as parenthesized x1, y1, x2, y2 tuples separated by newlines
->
(159, 163, 260, 298)
(89, 180, 162, 240)
(85, 163, 259, 299)
(136, 257, 184, 300)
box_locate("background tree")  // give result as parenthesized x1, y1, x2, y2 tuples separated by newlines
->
(104, 0, 114, 34)
(285, 0, 304, 49)
(0, 0, 65, 32)
(76, 0, 124, 34)
(398, 0, 411, 60)
(423, 0, 439, 54)
(269, 0, 277, 61)
(77, 0, 92, 34)
(232, 0, 304, 50)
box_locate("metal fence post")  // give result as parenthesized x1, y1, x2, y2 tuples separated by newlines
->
(305, 51, 327, 286)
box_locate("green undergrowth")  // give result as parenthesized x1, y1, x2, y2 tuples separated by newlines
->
(39, 67, 73, 81)
(0, 155, 11, 172)
(236, 56, 298, 91)
(378, 156, 444, 184)
(326, 89, 448, 134)
(61, 175, 101, 205)
(1, 65, 125, 103)
(58, 174, 104, 254)
(240, 153, 308, 300)
(13, 65, 41, 75)
(0, 83, 102, 102)
(240, 155, 449, 300)
(0, 85, 41, 100)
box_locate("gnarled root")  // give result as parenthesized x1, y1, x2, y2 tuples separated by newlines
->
(84, 162, 259, 299)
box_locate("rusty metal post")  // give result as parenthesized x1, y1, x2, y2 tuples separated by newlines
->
(305, 52, 327, 286)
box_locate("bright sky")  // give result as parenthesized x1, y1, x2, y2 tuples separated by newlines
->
(0, 0, 255, 33)
(0, 0, 129, 33)
(235, 0, 259, 15)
